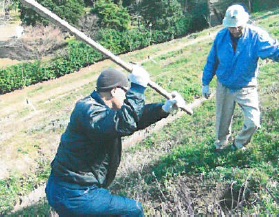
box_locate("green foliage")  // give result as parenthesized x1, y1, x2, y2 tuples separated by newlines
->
(121, 28, 151, 51)
(91, 0, 131, 31)
(5, 0, 19, 11)
(146, 100, 279, 214)
(83, 0, 94, 7)
(67, 41, 104, 68)
(0, 165, 51, 215)
(121, 0, 138, 8)
(0, 42, 104, 94)
(249, 0, 279, 12)
(0, 61, 43, 94)
(188, 0, 209, 32)
(0, 25, 180, 94)
(53, 0, 85, 24)
(97, 28, 126, 54)
(0, 177, 18, 214)
(19, 0, 84, 26)
(150, 29, 172, 43)
(207, 165, 279, 214)
(9, 200, 52, 216)
(139, 0, 184, 36)
(150, 105, 278, 180)
(175, 15, 193, 37)
(1, 6, 279, 215)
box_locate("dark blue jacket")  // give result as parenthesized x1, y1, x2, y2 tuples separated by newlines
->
(51, 85, 168, 187)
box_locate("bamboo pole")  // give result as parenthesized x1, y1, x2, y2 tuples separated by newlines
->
(20, 0, 193, 115)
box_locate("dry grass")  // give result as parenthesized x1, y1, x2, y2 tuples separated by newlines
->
(1, 10, 279, 215)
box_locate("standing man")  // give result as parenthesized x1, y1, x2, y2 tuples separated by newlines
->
(202, 4, 279, 151)
(46, 65, 186, 216)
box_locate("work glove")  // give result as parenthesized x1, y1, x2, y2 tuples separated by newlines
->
(129, 65, 150, 87)
(162, 91, 186, 113)
(202, 85, 211, 99)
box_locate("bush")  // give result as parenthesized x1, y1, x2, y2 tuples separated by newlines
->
(0, 18, 194, 94)
(0, 41, 104, 94)
(91, 0, 131, 31)
(19, 0, 84, 26)
(175, 15, 192, 37)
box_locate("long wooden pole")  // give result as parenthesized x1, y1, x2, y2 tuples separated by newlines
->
(20, 0, 193, 115)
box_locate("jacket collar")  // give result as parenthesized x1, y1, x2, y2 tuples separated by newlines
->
(226, 26, 248, 56)
(90, 90, 106, 105)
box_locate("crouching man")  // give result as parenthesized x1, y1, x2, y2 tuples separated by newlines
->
(46, 65, 186, 216)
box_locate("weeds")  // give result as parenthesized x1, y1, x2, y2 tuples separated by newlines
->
(1, 8, 279, 216)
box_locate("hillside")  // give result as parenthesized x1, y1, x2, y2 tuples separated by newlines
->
(0, 9, 279, 215)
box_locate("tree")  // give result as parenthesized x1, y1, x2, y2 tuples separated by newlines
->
(19, 0, 85, 26)
(188, 0, 209, 31)
(139, 0, 184, 34)
(91, 0, 131, 31)
(84, 0, 95, 7)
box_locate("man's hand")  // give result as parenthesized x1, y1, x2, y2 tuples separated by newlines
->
(129, 65, 150, 87)
(162, 91, 186, 113)
(202, 85, 211, 99)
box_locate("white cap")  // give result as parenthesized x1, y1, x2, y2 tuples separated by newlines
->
(222, 5, 249, 27)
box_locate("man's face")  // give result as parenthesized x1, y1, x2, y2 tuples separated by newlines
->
(228, 26, 244, 38)
(111, 86, 128, 110)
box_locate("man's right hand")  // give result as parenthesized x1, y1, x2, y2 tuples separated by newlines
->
(202, 85, 211, 99)
(129, 65, 150, 87)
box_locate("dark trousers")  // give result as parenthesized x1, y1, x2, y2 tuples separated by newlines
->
(45, 174, 144, 217)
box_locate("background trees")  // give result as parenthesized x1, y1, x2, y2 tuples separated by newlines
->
(91, 0, 131, 31)
(1, 0, 279, 93)
(14, 0, 279, 39)
(139, 0, 183, 30)
(19, 0, 84, 26)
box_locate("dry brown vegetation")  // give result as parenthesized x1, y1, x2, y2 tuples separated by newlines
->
(1, 12, 278, 215)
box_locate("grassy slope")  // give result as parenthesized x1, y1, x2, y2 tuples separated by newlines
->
(1, 10, 279, 215)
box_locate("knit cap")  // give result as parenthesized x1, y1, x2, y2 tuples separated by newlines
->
(97, 68, 129, 91)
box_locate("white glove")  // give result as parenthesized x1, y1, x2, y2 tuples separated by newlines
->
(162, 91, 186, 113)
(202, 85, 211, 99)
(129, 65, 150, 87)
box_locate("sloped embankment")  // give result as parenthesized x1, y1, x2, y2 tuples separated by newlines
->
(2, 10, 279, 215)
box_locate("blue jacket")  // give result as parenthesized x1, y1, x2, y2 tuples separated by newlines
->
(50, 84, 168, 188)
(203, 24, 279, 91)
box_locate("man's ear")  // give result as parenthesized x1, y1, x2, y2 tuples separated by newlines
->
(110, 88, 117, 97)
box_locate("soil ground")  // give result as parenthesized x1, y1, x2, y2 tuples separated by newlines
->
(0, 20, 23, 67)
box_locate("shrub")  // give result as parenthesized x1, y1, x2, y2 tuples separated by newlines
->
(19, 0, 84, 26)
(91, 0, 131, 31)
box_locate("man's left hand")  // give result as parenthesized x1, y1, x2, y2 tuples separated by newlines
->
(162, 91, 186, 113)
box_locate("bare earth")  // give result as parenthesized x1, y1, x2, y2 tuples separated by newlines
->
(0, 21, 23, 67)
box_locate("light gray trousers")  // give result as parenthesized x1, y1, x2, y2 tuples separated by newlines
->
(215, 81, 261, 149)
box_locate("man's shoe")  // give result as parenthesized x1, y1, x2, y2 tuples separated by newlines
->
(231, 143, 246, 151)
(215, 144, 230, 152)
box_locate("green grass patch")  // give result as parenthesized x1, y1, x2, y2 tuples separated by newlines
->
(1, 8, 279, 216)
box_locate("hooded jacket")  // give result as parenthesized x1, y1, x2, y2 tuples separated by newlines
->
(203, 24, 279, 91)
(50, 84, 168, 188)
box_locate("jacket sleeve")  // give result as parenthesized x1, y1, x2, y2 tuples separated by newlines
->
(202, 39, 219, 86)
(137, 103, 169, 130)
(257, 29, 279, 61)
(82, 84, 147, 138)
